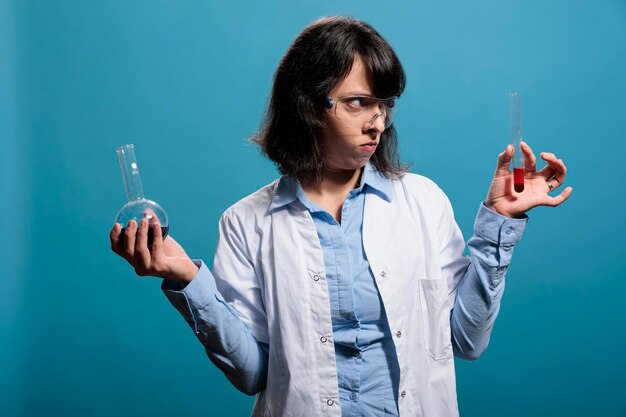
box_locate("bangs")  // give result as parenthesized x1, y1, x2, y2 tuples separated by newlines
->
(361, 42, 406, 99)
(306, 18, 406, 101)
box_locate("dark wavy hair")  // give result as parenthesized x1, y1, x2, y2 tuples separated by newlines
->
(252, 16, 409, 182)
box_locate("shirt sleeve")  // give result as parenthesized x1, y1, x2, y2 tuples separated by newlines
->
(161, 258, 269, 395)
(440, 199, 528, 360)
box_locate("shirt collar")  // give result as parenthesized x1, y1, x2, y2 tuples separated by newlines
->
(361, 161, 393, 203)
(269, 175, 300, 211)
(270, 162, 393, 212)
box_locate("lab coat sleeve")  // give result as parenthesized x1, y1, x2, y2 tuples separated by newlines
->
(161, 210, 269, 395)
(437, 192, 528, 361)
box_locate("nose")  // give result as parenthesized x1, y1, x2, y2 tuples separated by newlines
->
(364, 111, 386, 133)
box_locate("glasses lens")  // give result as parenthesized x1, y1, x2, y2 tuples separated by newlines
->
(332, 96, 397, 129)
(382, 99, 395, 128)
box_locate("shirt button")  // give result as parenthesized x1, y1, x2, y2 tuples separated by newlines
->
(350, 392, 357, 401)
(401, 390, 406, 398)
(380, 271, 387, 278)
(326, 399, 334, 406)
(505, 228, 512, 235)
(352, 322, 359, 329)
(312, 274, 320, 282)
(320, 336, 328, 343)
(396, 330, 402, 338)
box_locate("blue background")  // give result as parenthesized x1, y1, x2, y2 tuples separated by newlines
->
(2, 1, 625, 416)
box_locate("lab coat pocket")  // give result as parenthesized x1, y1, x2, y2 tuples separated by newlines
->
(418, 278, 453, 361)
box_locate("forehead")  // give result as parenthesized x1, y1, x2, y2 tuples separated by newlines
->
(331, 56, 374, 96)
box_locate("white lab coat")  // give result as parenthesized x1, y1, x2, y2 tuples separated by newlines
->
(211, 172, 477, 417)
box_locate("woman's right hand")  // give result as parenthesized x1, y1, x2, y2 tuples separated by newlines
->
(110, 219, 199, 286)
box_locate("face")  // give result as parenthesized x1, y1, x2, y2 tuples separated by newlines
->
(322, 56, 386, 172)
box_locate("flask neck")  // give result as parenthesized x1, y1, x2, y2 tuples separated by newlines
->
(116, 144, 145, 202)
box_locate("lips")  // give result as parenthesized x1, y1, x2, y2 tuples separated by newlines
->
(360, 141, 378, 152)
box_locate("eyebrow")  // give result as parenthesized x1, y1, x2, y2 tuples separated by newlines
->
(343, 90, 374, 96)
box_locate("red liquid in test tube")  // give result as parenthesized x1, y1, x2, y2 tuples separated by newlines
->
(513, 167, 524, 193)
(509, 93, 524, 193)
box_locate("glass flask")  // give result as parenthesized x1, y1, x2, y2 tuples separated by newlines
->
(114, 144, 169, 248)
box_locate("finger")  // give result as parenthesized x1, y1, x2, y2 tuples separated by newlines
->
(542, 186, 574, 207)
(539, 152, 567, 183)
(536, 159, 557, 180)
(144, 208, 156, 221)
(110, 223, 123, 253)
(520, 141, 537, 172)
(495, 144, 514, 176)
(124, 220, 138, 258)
(150, 220, 164, 259)
(135, 219, 151, 268)
(546, 176, 560, 193)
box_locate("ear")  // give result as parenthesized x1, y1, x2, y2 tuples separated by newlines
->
(325, 97, 334, 109)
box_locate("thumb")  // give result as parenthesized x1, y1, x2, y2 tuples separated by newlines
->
(495, 144, 513, 176)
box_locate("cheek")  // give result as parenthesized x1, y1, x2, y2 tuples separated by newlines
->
(325, 139, 364, 169)
(321, 118, 364, 161)
(325, 118, 346, 138)
(325, 120, 357, 145)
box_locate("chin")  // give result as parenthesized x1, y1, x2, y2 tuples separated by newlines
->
(349, 157, 371, 169)
(324, 159, 364, 172)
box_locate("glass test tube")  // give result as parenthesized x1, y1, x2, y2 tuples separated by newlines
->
(509, 92, 525, 193)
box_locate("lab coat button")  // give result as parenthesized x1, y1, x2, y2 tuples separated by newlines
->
(396, 330, 402, 338)
(326, 399, 334, 406)
(320, 336, 328, 343)
(312, 274, 320, 281)
(380, 271, 387, 278)
(401, 390, 406, 398)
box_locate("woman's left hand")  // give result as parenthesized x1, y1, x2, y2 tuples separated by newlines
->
(485, 141, 573, 218)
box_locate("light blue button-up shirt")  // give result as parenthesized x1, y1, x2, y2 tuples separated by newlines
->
(270, 163, 400, 416)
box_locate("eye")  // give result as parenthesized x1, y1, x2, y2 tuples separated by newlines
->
(344, 96, 377, 109)
(345, 97, 366, 108)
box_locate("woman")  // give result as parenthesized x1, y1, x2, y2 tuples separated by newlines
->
(110, 16, 572, 417)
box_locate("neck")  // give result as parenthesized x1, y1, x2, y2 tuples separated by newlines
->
(301, 166, 363, 197)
